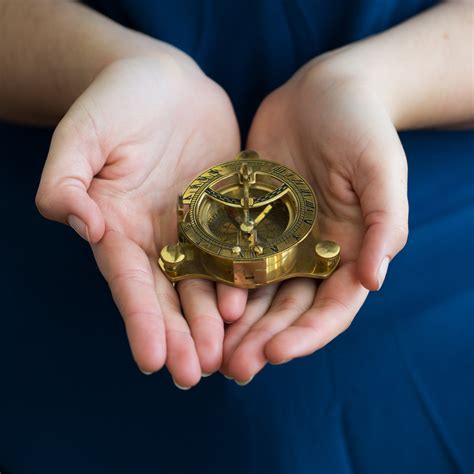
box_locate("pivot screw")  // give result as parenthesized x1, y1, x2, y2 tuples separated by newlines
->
(232, 246, 242, 255)
(254, 245, 264, 255)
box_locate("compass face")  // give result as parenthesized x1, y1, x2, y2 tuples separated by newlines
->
(205, 195, 290, 246)
(180, 158, 317, 260)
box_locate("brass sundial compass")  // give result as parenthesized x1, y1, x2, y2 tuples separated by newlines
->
(159, 150, 340, 288)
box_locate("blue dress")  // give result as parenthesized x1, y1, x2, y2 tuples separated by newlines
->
(1, 1, 473, 473)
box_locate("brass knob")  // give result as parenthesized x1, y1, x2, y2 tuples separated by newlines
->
(160, 244, 185, 270)
(315, 240, 340, 271)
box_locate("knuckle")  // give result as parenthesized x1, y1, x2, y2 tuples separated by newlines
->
(190, 314, 222, 329)
(124, 310, 160, 321)
(339, 317, 352, 333)
(165, 327, 194, 341)
(156, 290, 180, 311)
(35, 177, 86, 220)
(247, 284, 278, 303)
(179, 279, 215, 297)
(35, 187, 59, 220)
(314, 296, 345, 311)
(229, 319, 253, 332)
(365, 208, 409, 252)
(247, 325, 275, 340)
(110, 268, 153, 290)
(274, 295, 307, 314)
(313, 296, 351, 321)
(34, 189, 50, 216)
(391, 221, 409, 252)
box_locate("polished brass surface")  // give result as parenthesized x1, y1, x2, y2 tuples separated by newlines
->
(158, 150, 340, 288)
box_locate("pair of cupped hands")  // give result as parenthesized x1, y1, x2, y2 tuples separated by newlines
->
(35, 49, 408, 389)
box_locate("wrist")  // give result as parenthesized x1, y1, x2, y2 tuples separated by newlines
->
(73, 26, 198, 98)
(104, 28, 198, 71)
(299, 47, 404, 129)
(300, 2, 474, 131)
(44, 2, 200, 122)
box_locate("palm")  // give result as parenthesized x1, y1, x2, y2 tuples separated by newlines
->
(250, 77, 396, 264)
(222, 72, 407, 382)
(256, 146, 366, 270)
(76, 58, 237, 249)
(88, 124, 234, 259)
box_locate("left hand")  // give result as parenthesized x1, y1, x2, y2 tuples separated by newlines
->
(221, 59, 409, 383)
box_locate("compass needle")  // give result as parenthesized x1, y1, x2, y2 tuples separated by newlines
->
(253, 204, 273, 227)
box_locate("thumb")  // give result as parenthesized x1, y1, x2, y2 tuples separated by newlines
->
(355, 129, 409, 291)
(35, 116, 106, 244)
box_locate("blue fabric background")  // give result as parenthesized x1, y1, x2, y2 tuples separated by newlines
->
(1, 1, 473, 473)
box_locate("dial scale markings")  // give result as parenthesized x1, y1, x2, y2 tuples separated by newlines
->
(180, 159, 317, 260)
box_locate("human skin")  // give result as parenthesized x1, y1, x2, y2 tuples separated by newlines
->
(221, 0, 474, 383)
(0, 1, 472, 387)
(0, 0, 248, 388)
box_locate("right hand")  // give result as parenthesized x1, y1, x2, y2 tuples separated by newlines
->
(35, 53, 247, 387)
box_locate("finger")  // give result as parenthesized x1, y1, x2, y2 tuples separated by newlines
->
(226, 279, 316, 382)
(92, 230, 166, 374)
(221, 284, 278, 376)
(35, 114, 106, 243)
(354, 128, 409, 291)
(151, 266, 201, 388)
(265, 263, 368, 363)
(217, 283, 248, 322)
(177, 279, 224, 376)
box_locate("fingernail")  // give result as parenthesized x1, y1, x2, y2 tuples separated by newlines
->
(202, 372, 213, 378)
(378, 257, 390, 290)
(223, 374, 233, 380)
(269, 359, 290, 366)
(223, 320, 233, 324)
(68, 215, 89, 242)
(139, 368, 153, 375)
(235, 376, 254, 386)
(173, 378, 191, 390)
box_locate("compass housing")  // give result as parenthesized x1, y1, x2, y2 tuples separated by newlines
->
(159, 150, 340, 288)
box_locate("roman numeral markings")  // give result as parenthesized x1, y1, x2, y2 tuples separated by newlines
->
(272, 165, 287, 175)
